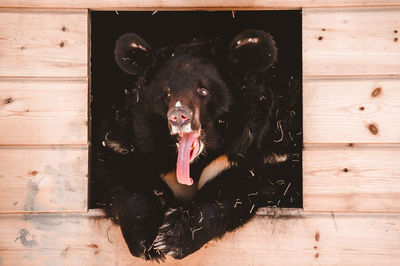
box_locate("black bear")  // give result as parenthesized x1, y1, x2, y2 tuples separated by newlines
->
(95, 29, 301, 261)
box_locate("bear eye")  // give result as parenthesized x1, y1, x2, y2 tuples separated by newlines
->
(197, 88, 209, 97)
(165, 87, 171, 99)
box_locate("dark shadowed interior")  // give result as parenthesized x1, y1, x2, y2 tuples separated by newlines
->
(90, 10, 302, 208)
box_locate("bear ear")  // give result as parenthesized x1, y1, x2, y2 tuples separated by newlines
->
(229, 29, 278, 72)
(114, 33, 154, 76)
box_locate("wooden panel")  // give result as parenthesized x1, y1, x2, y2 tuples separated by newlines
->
(303, 8, 400, 77)
(0, 10, 87, 77)
(0, 79, 88, 145)
(0, 209, 399, 265)
(0, 147, 88, 213)
(303, 145, 400, 212)
(1, 0, 400, 9)
(303, 78, 400, 143)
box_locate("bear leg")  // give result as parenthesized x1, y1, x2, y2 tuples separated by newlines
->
(116, 191, 167, 261)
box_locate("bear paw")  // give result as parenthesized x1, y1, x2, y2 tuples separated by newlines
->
(126, 238, 166, 263)
(153, 208, 203, 259)
(142, 246, 166, 263)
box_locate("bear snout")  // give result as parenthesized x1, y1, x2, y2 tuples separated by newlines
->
(167, 105, 194, 134)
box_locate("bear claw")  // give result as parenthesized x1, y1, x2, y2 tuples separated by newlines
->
(153, 208, 198, 259)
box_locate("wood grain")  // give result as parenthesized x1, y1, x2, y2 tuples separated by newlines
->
(303, 145, 400, 212)
(303, 78, 400, 143)
(0, 146, 88, 213)
(303, 8, 400, 77)
(0, 209, 399, 265)
(0, 79, 88, 145)
(0, 10, 88, 77)
(1, 0, 400, 9)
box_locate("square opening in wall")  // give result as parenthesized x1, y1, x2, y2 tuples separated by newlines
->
(90, 10, 302, 259)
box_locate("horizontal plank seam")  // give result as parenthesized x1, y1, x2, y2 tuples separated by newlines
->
(0, 8, 88, 13)
(303, 209, 400, 214)
(303, 143, 400, 149)
(0, 77, 88, 81)
(303, 75, 400, 81)
(303, 143, 400, 147)
(2, 5, 400, 10)
(1, 6, 299, 10)
(0, 144, 89, 147)
(0, 209, 90, 215)
(303, 6, 400, 12)
(0, 144, 88, 149)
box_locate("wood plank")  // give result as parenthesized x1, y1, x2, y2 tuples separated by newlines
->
(303, 78, 400, 143)
(303, 8, 400, 77)
(1, 0, 400, 9)
(0, 146, 88, 213)
(0, 10, 87, 77)
(0, 209, 399, 265)
(0, 79, 88, 145)
(303, 145, 400, 212)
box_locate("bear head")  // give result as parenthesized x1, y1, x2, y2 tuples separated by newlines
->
(114, 30, 277, 186)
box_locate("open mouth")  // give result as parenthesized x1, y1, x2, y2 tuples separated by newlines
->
(177, 131, 201, 162)
(175, 130, 203, 186)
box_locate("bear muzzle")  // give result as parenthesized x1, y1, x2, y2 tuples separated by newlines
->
(167, 105, 193, 135)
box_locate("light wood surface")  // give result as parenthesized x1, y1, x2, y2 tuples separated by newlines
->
(0, 79, 88, 145)
(0, 209, 399, 265)
(0, 5, 399, 266)
(303, 8, 400, 77)
(303, 145, 400, 212)
(1, 0, 400, 9)
(303, 78, 400, 143)
(0, 146, 88, 213)
(0, 9, 88, 77)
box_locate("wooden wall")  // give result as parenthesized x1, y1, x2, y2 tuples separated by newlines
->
(0, 1, 400, 265)
(302, 7, 400, 213)
(0, 9, 89, 216)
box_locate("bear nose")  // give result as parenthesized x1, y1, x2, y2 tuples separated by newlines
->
(167, 106, 193, 128)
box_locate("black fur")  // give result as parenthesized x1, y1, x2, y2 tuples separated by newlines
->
(93, 29, 301, 261)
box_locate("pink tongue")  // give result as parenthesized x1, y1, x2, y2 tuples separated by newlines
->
(176, 132, 196, 186)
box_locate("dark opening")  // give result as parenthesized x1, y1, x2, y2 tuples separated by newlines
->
(90, 11, 302, 208)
